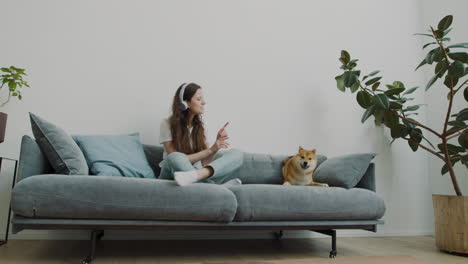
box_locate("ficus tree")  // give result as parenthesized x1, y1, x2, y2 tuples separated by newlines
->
(334, 15, 467, 196)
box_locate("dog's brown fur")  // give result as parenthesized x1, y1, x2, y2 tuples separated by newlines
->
(282, 146, 328, 187)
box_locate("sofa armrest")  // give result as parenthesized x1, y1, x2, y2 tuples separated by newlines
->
(354, 163, 376, 192)
(17, 135, 53, 183)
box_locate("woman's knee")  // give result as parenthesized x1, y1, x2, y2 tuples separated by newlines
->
(166, 152, 187, 167)
(227, 148, 244, 164)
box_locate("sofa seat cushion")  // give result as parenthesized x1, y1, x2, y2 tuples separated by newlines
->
(11, 175, 237, 222)
(228, 185, 385, 221)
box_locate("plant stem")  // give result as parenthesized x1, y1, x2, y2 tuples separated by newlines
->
(447, 126, 468, 137)
(431, 26, 463, 196)
(401, 137, 445, 161)
(396, 113, 442, 138)
(453, 79, 468, 96)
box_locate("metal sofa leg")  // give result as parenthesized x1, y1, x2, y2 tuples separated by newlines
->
(82, 230, 104, 264)
(273, 230, 283, 240)
(313, 230, 337, 258)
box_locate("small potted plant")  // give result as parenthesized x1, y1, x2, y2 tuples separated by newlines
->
(334, 15, 467, 254)
(0, 66, 30, 143)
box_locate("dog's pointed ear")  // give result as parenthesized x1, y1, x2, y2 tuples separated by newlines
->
(299, 146, 304, 151)
(312, 149, 316, 153)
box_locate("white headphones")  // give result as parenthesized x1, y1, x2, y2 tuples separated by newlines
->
(179, 83, 190, 111)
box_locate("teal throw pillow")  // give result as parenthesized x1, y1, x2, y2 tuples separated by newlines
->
(29, 112, 89, 175)
(72, 133, 155, 178)
(313, 153, 376, 189)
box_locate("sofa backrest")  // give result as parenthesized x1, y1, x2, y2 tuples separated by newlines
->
(17, 136, 375, 192)
(235, 152, 327, 184)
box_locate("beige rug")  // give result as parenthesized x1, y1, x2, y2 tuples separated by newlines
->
(201, 255, 435, 264)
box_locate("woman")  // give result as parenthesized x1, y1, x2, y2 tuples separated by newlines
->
(158, 82, 243, 186)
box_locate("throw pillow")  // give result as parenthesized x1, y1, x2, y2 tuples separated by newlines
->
(29, 112, 89, 175)
(72, 133, 156, 178)
(313, 153, 377, 188)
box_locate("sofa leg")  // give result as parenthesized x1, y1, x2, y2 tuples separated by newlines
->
(313, 230, 337, 258)
(82, 230, 103, 264)
(273, 230, 283, 240)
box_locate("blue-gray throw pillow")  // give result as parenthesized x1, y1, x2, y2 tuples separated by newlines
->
(313, 153, 376, 189)
(72, 133, 155, 179)
(29, 112, 89, 175)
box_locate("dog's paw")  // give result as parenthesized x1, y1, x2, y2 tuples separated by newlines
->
(283, 182, 291, 185)
(320, 183, 329, 187)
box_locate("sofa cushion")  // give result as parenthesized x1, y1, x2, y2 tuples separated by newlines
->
(236, 153, 327, 184)
(72, 133, 155, 179)
(313, 153, 377, 188)
(11, 174, 237, 222)
(228, 184, 385, 221)
(29, 112, 88, 175)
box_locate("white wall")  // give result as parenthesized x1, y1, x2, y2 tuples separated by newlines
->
(0, 0, 455, 241)
(421, 1, 468, 197)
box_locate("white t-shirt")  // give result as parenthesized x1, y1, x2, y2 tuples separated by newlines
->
(159, 118, 207, 169)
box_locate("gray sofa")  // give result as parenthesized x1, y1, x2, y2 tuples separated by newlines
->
(9, 135, 385, 263)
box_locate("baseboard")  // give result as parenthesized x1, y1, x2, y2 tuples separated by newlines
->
(7, 229, 435, 241)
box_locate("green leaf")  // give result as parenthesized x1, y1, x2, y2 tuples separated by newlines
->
(361, 105, 376, 123)
(456, 108, 468, 121)
(371, 82, 380, 91)
(459, 132, 468, 148)
(435, 60, 449, 75)
(403, 86, 419, 95)
(335, 75, 345, 92)
(390, 101, 403, 109)
(366, 70, 380, 77)
(384, 88, 405, 96)
(384, 110, 399, 128)
(437, 15, 453, 31)
(448, 61, 465, 78)
(448, 52, 468, 63)
(365, 77, 382, 86)
(404, 105, 420, 112)
(414, 33, 434, 37)
(350, 81, 360, 93)
(444, 75, 459, 88)
(408, 139, 419, 151)
(464, 86, 468, 102)
(448, 120, 466, 127)
(372, 94, 390, 109)
(425, 74, 439, 91)
(447, 43, 468, 48)
(423, 42, 436, 49)
(426, 48, 439, 65)
(391, 124, 405, 138)
(374, 109, 385, 126)
(415, 58, 427, 71)
(341, 50, 350, 64)
(441, 164, 449, 175)
(356, 91, 372, 109)
(344, 71, 358, 87)
(393, 81, 405, 88)
(438, 143, 465, 154)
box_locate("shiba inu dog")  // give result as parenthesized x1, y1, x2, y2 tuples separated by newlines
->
(282, 146, 329, 187)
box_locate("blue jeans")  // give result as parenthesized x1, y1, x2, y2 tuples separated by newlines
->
(158, 149, 243, 184)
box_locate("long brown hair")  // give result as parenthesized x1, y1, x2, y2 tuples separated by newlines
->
(169, 83, 208, 154)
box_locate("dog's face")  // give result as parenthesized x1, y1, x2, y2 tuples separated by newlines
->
(293, 146, 317, 171)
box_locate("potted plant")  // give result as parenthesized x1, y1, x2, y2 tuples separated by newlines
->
(0, 66, 30, 143)
(334, 15, 467, 254)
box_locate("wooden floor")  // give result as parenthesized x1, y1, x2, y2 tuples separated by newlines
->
(0, 236, 466, 264)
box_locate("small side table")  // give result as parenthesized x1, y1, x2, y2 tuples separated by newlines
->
(0, 157, 18, 246)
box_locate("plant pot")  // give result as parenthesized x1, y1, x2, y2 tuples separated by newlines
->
(432, 194, 468, 254)
(0, 112, 7, 143)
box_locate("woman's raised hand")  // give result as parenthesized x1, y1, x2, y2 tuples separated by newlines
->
(217, 121, 230, 140)
(211, 121, 230, 152)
